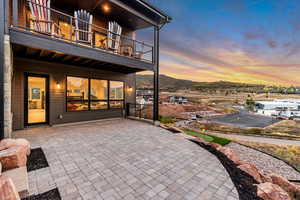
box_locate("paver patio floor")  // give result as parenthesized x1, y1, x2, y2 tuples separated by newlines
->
(14, 119, 238, 200)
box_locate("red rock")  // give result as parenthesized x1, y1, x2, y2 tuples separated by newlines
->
(0, 139, 30, 156)
(237, 162, 263, 183)
(0, 139, 16, 151)
(257, 182, 291, 200)
(219, 147, 243, 165)
(208, 142, 222, 150)
(0, 146, 27, 170)
(260, 172, 272, 183)
(15, 139, 30, 156)
(0, 175, 20, 200)
(269, 173, 300, 199)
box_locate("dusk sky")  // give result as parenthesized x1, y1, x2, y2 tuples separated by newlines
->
(142, 0, 300, 86)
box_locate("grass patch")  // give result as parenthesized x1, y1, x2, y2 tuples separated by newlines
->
(185, 130, 231, 146)
(159, 115, 175, 124)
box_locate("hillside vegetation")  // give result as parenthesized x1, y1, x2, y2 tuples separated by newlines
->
(136, 74, 265, 91)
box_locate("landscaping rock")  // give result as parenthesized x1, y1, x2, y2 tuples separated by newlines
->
(0, 146, 27, 170)
(219, 147, 243, 165)
(257, 182, 291, 200)
(269, 173, 300, 199)
(238, 162, 263, 183)
(0, 175, 20, 200)
(0, 139, 16, 151)
(0, 139, 30, 156)
(208, 142, 222, 150)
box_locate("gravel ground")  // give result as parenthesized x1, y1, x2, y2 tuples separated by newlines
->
(227, 142, 300, 180)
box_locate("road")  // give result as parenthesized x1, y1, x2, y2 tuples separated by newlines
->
(208, 131, 300, 146)
(208, 109, 281, 128)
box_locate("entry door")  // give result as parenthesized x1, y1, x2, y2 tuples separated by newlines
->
(25, 74, 49, 125)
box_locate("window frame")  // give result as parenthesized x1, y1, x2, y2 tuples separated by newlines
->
(66, 76, 90, 112)
(65, 75, 125, 112)
(90, 79, 109, 111)
(108, 81, 125, 109)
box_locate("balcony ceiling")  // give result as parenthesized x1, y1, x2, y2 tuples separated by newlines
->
(12, 44, 146, 73)
(51, 0, 158, 30)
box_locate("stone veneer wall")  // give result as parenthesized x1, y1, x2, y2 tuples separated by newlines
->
(3, 35, 12, 138)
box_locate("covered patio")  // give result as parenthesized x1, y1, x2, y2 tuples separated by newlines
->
(13, 119, 238, 200)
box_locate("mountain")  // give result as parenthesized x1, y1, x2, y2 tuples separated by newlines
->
(136, 74, 199, 90)
(136, 74, 265, 91)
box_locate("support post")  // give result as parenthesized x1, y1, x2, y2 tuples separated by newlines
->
(0, 0, 6, 139)
(13, 0, 19, 27)
(153, 26, 159, 123)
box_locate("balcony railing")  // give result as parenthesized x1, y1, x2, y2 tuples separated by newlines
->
(12, 0, 154, 63)
(126, 103, 154, 121)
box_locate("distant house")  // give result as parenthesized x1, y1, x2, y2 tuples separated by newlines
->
(255, 99, 300, 118)
(169, 96, 188, 104)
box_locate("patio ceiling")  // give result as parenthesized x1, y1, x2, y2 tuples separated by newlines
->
(12, 44, 147, 73)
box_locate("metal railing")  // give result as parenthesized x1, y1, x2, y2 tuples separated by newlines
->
(12, 0, 154, 63)
(126, 103, 154, 121)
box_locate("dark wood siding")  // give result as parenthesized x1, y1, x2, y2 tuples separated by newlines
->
(12, 57, 136, 130)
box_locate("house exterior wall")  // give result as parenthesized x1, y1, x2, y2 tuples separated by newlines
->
(12, 57, 136, 130)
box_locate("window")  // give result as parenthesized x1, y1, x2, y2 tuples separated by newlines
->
(90, 79, 108, 110)
(66, 77, 125, 111)
(109, 81, 124, 108)
(67, 76, 89, 111)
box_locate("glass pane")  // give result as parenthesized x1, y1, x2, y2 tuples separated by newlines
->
(67, 76, 89, 111)
(90, 79, 108, 100)
(28, 76, 46, 124)
(110, 101, 123, 109)
(91, 101, 108, 110)
(110, 81, 124, 100)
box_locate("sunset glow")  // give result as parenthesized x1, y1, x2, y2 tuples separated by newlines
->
(146, 0, 300, 86)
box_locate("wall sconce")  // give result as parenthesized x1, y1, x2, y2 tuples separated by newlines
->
(56, 82, 61, 89)
(127, 86, 133, 92)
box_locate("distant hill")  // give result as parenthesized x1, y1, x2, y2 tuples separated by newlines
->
(136, 74, 265, 91)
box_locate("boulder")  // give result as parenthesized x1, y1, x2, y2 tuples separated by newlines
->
(257, 182, 291, 200)
(0, 146, 27, 171)
(0, 139, 30, 156)
(269, 173, 300, 199)
(237, 162, 263, 183)
(208, 142, 222, 150)
(0, 139, 16, 151)
(219, 147, 243, 165)
(0, 175, 20, 200)
(15, 139, 31, 156)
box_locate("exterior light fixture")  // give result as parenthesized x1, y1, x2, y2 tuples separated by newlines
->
(56, 82, 61, 89)
(127, 86, 133, 92)
(102, 4, 110, 13)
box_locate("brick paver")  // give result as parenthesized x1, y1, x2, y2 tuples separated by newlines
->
(14, 119, 239, 200)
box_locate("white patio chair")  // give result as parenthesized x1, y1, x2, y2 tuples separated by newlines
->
(74, 10, 93, 45)
(28, 0, 61, 36)
(107, 21, 122, 53)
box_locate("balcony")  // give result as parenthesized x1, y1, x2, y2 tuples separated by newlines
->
(9, 0, 156, 72)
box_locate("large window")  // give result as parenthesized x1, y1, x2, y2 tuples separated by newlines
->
(66, 76, 124, 111)
(67, 76, 89, 111)
(110, 81, 124, 108)
(90, 79, 108, 110)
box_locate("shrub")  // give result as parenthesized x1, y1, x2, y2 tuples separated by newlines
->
(246, 128, 263, 135)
